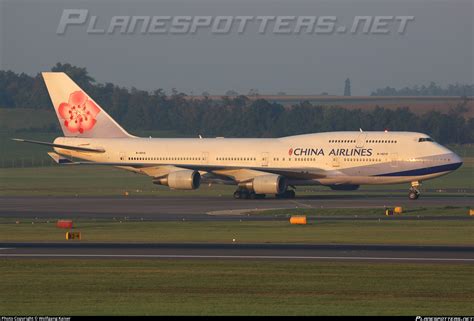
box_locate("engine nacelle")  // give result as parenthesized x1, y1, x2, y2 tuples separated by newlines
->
(153, 170, 201, 190)
(241, 174, 287, 194)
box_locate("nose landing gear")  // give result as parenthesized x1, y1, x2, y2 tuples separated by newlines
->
(408, 181, 421, 200)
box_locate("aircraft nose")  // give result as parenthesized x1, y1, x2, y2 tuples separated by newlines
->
(450, 152, 463, 169)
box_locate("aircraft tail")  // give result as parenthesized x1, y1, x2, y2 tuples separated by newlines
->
(42, 72, 133, 138)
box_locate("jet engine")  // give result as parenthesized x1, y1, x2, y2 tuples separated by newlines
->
(240, 174, 287, 194)
(153, 170, 201, 190)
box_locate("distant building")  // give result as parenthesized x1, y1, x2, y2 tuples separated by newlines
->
(344, 78, 351, 96)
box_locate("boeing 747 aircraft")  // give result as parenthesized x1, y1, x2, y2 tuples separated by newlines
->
(14, 73, 463, 199)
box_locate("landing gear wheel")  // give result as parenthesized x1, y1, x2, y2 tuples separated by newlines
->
(408, 190, 419, 200)
(275, 190, 296, 199)
(286, 190, 295, 199)
(408, 186, 420, 200)
(408, 181, 421, 200)
(247, 192, 265, 199)
(234, 189, 265, 200)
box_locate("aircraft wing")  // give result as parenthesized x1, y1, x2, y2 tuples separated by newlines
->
(206, 167, 327, 182)
(45, 152, 328, 183)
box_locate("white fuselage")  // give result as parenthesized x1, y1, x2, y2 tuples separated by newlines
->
(53, 131, 463, 187)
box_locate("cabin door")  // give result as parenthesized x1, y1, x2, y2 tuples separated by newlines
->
(201, 152, 209, 164)
(356, 133, 367, 148)
(331, 156, 340, 168)
(261, 152, 269, 167)
(390, 152, 398, 168)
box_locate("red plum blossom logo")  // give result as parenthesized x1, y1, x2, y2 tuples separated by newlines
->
(58, 91, 100, 133)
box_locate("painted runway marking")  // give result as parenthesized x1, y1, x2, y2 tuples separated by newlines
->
(290, 200, 313, 209)
(1, 254, 473, 262)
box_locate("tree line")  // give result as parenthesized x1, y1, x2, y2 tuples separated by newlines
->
(371, 81, 474, 97)
(0, 63, 473, 144)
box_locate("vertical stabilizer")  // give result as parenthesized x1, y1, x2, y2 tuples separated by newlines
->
(42, 72, 133, 138)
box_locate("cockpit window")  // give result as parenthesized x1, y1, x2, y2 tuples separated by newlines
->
(418, 137, 434, 142)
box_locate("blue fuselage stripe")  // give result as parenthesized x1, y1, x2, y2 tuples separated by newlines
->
(375, 162, 463, 177)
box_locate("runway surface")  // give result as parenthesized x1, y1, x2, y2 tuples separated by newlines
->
(1, 242, 473, 263)
(0, 195, 472, 221)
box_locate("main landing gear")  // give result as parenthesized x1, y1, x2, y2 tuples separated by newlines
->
(233, 188, 266, 199)
(233, 188, 296, 200)
(408, 181, 421, 200)
(275, 189, 296, 199)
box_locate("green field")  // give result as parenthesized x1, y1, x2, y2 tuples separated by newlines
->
(0, 108, 57, 131)
(0, 109, 473, 168)
(1, 116, 473, 316)
(0, 130, 186, 167)
(0, 120, 473, 198)
(1, 259, 472, 315)
(0, 166, 242, 196)
(250, 206, 473, 218)
(2, 206, 473, 316)
(1, 215, 473, 245)
(1, 123, 472, 196)
(0, 157, 472, 197)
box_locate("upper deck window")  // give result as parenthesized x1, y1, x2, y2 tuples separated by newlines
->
(418, 137, 434, 142)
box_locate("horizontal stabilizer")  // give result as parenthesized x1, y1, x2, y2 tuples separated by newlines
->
(12, 138, 105, 153)
(47, 152, 74, 164)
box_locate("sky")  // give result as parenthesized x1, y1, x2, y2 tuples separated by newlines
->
(0, 0, 472, 95)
